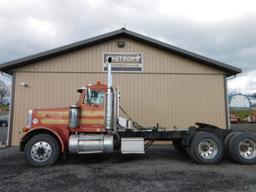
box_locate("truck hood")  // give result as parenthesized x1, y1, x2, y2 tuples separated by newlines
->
(32, 107, 69, 127)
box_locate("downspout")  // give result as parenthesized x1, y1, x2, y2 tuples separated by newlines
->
(225, 75, 236, 129)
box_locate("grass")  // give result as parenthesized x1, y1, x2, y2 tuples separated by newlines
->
(0, 105, 9, 112)
(230, 108, 254, 122)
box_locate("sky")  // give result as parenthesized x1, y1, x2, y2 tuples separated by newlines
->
(0, 0, 256, 94)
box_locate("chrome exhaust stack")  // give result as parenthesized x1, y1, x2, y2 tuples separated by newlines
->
(105, 57, 113, 130)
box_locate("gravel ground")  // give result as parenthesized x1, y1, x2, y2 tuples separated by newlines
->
(1, 145, 256, 192)
(231, 124, 256, 132)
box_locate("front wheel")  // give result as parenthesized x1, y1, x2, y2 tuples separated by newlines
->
(24, 134, 60, 167)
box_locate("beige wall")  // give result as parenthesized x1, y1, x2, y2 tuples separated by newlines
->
(16, 37, 222, 74)
(11, 37, 227, 145)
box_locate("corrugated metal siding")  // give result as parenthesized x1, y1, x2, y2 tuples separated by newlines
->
(11, 37, 227, 145)
(15, 37, 223, 74)
(12, 72, 226, 145)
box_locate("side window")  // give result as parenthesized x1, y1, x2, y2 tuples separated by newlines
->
(86, 91, 104, 105)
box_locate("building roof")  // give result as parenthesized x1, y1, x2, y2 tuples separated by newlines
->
(0, 28, 241, 76)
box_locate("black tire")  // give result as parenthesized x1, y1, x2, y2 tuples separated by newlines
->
(187, 131, 223, 164)
(224, 132, 241, 159)
(172, 139, 186, 151)
(24, 134, 60, 167)
(228, 132, 256, 164)
(186, 146, 195, 159)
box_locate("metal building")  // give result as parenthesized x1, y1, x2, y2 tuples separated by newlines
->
(229, 94, 256, 108)
(0, 28, 241, 146)
(229, 94, 251, 108)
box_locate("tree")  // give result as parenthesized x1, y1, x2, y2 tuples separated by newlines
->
(0, 80, 9, 104)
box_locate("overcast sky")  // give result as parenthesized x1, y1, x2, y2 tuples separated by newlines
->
(0, 0, 256, 93)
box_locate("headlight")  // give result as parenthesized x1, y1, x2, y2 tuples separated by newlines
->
(26, 110, 33, 128)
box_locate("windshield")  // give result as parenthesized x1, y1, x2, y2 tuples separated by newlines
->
(86, 91, 104, 105)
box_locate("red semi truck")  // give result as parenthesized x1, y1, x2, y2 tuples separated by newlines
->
(20, 58, 256, 166)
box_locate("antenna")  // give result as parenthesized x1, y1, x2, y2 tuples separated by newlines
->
(124, 22, 127, 29)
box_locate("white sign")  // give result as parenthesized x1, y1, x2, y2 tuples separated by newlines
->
(103, 53, 143, 72)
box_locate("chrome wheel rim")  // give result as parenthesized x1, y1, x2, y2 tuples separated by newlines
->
(198, 139, 218, 159)
(238, 139, 256, 160)
(31, 141, 52, 163)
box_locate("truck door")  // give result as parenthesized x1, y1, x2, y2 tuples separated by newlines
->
(80, 90, 105, 132)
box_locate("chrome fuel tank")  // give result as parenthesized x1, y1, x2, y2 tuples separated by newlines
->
(69, 134, 113, 154)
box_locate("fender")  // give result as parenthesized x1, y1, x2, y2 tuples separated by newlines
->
(20, 127, 67, 153)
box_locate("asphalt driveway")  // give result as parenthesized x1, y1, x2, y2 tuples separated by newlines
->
(0, 126, 7, 145)
(1, 145, 256, 192)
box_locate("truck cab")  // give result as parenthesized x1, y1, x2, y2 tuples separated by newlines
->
(19, 59, 123, 166)
(72, 82, 108, 133)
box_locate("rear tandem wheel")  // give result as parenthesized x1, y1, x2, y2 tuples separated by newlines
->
(186, 131, 224, 164)
(224, 132, 241, 159)
(228, 132, 256, 164)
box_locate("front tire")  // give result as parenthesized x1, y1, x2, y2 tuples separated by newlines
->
(24, 134, 60, 167)
(187, 132, 223, 164)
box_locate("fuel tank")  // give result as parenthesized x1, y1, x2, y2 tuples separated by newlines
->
(69, 134, 114, 154)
